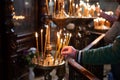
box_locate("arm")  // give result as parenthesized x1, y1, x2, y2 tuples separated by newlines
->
(61, 36, 120, 65)
(99, 12, 117, 24)
(78, 36, 120, 65)
(104, 22, 120, 44)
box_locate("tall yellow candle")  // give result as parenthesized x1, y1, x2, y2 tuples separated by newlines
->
(46, 0, 49, 14)
(44, 25, 48, 53)
(54, 0, 56, 14)
(57, 32, 60, 48)
(48, 25, 50, 44)
(35, 32, 39, 51)
(72, 3, 75, 15)
(41, 29, 43, 57)
(75, 4, 78, 12)
(58, 0, 60, 12)
(67, 33, 72, 45)
(54, 39, 62, 64)
(69, 0, 71, 14)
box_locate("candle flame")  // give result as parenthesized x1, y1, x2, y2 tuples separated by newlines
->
(35, 32, 38, 37)
(76, 4, 78, 8)
(41, 29, 43, 33)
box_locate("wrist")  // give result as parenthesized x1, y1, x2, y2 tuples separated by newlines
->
(75, 50, 83, 64)
(75, 49, 79, 60)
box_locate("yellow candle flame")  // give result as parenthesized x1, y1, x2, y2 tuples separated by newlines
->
(73, 3, 75, 7)
(86, 0, 89, 2)
(41, 29, 43, 33)
(35, 32, 38, 37)
(76, 4, 78, 9)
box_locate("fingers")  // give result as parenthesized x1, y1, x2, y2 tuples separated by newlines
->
(61, 46, 70, 55)
(61, 46, 76, 59)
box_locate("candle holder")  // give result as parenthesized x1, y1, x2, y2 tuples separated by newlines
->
(34, 40, 65, 80)
(35, 52, 65, 80)
(36, 60, 65, 80)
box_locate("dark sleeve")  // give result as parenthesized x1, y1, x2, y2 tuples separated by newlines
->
(100, 12, 116, 24)
(104, 22, 119, 44)
(75, 50, 82, 64)
(81, 36, 120, 65)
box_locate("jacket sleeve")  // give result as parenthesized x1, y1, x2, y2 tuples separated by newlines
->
(99, 12, 116, 24)
(104, 22, 120, 44)
(80, 36, 120, 65)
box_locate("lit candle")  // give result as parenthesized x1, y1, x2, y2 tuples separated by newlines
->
(75, 4, 78, 12)
(35, 32, 39, 51)
(65, 33, 69, 45)
(47, 25, 50, 44)
(44, 25, 48, 54)
(67, 33, 72, 45)
(57, 32, 60, 48)
(65, 33, 71, 46)
(96, 2, 100, 16)
(58, 0, 60, 13)
(94, 18, 98, 27)
(90, 5, 95, 17)
(72, 3, 75, 15)
(54, 0, 56, 15)
(86, 0, 89, 3)
(41, 29, 43, 57)
(105, 20, 111, 27)
(69, 0, 71, 14)
(46, 0, 49, 14)
(49, 0, 54, 15)
(54, 39, 63, 64)
(60, 39, 66, 61)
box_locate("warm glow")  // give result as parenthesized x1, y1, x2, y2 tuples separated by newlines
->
(46, 25, 48, 29)
(41, 29, 43, 33)
(73, 3, 75, 7)
(70, 33, 72, 37)
(105, 11, 114, 15)
(13, 15, 25, 20)
(76, 4, 78, 9)
(35, 32, 38, 38)
(86, 0, 89, 2)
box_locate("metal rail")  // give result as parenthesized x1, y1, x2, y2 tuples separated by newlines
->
(67, 34, 105, 80)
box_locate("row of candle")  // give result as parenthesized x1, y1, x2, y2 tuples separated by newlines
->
(35, 25, 50, 58)
(34, 28, 72, 66)
(47, 0, 101, 18)
(54, 31, 72, 63)
(94, 17, 111, 27)
(35, 30, 43, 57)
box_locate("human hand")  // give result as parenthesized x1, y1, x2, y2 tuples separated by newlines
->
(61, 46, 77, 59)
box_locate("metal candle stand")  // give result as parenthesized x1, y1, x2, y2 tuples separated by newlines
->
(34, 39, 65, 80)
(36, 61, 65, 80)
(35, 55, 65, 80)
